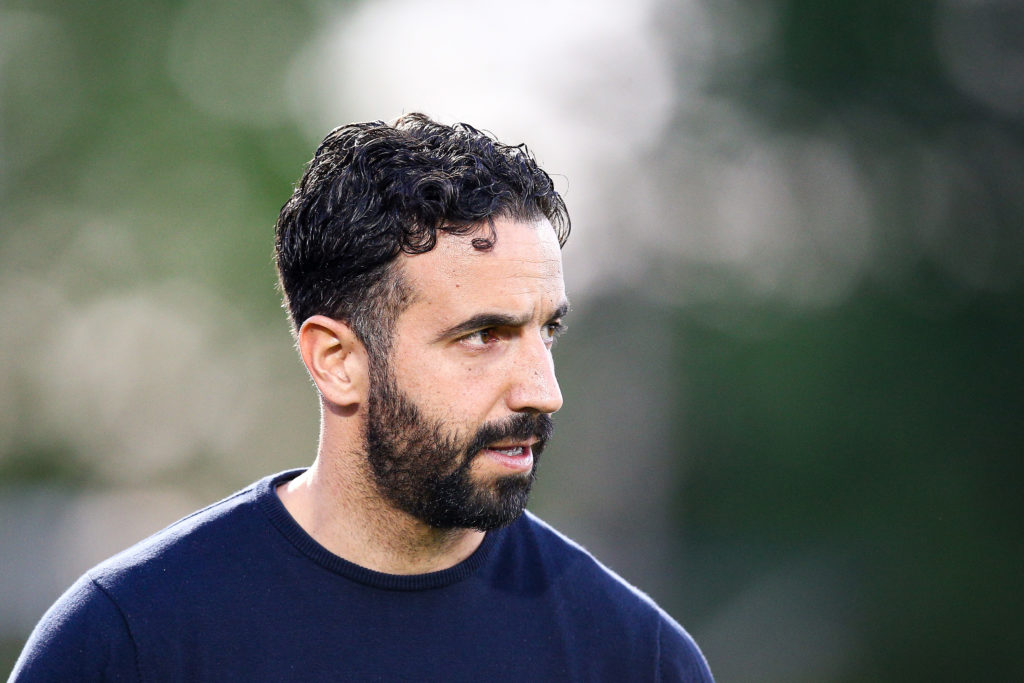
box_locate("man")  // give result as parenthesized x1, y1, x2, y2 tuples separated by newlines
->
(12, 114, 713, 681)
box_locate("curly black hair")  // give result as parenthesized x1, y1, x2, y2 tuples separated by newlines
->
(274, 113, 570, 358)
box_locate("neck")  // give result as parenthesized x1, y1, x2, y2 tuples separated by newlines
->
(277, 452, 485, 575)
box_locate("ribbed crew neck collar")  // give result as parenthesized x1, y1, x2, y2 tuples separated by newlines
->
(256, 469, 500, 591)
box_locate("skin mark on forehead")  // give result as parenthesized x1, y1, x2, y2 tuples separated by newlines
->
(433, 219, 562, 273)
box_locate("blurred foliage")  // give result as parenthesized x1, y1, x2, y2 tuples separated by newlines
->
(673, 282, 1023, 679)
(664, 1, 1024, 680)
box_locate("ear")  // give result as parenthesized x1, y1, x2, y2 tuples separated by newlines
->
(297, 315, 369, 409)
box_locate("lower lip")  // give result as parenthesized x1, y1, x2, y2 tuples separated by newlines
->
(482, 446, 534, 473)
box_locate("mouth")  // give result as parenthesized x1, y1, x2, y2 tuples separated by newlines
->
(467, 413, 552, 475)
(481, 442, 534, 472)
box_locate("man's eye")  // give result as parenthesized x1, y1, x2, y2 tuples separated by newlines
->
(463, 329, 497, 346)
(542, 321, 564, 343)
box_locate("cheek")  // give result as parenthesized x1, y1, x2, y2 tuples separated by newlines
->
(389, 336, 506, 421)
(432, 364, 506, 421)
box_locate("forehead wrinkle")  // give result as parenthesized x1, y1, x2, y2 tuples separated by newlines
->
(468, 250, 563, 280)
(412, 250, 562, 290)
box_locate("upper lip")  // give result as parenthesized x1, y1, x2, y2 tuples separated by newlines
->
(487, 439, 535, 450)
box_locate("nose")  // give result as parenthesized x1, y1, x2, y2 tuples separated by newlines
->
(506, 333, 563, 415)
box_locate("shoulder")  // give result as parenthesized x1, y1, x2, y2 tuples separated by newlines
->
(499, 512, 714, 681)
(10, 573, 139, 681)
(12, 472, 297, 681)
(508, 511, 666, 612)
(12, 472, 291, 673)
(88, 471, 291, 593)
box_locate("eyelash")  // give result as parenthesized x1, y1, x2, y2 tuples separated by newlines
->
(463, 329, 498, 346)
(542, 321, 565, 342)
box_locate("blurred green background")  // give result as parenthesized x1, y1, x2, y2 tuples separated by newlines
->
(2, 0, 1022, 680)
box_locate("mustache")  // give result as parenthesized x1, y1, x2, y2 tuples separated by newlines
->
(467, 413, 555, 456)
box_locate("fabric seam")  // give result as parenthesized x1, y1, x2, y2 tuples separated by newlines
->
(88, 574, 143, 683)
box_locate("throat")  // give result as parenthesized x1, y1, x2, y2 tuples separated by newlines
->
(277, 463, 485, 575)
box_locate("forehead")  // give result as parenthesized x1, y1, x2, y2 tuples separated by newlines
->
(398, 217, 565, 316)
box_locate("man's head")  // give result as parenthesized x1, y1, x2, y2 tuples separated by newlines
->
(275, 115, 570, 531)
(274, 113, 569, 360)
(363, 216, 566, 530)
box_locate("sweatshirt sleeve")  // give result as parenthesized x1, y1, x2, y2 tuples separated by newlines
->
(9, 574, 140, 683)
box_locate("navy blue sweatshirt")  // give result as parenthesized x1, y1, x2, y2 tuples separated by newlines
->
(11, 470, 713, 682)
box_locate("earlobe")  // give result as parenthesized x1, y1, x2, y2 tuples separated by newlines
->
(297, 315, 369, 408)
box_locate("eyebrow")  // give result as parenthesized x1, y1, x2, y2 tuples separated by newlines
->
(434, 300, 570, 342)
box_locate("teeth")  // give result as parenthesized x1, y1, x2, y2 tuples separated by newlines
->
(492, 446, 524, 456)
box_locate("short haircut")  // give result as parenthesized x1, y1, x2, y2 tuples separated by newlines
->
(274, 113, 570, 359)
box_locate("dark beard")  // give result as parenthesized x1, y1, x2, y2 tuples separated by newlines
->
(364, 361, 554, 531)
